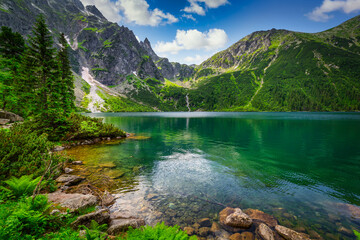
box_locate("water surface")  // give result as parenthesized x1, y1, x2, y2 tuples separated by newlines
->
(68, 112, 360, 239)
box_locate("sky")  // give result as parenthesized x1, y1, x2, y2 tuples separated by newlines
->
(79, 0, 360, 64)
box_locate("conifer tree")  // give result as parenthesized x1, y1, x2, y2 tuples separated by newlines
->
(20, 14, 60, 118)
(0, 26, 25, 111)
(58, 33, 75, 114)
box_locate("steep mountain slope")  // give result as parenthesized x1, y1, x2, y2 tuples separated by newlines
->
(183, 16, 360, 111)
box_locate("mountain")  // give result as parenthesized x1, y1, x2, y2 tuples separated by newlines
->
(1, 0, 359, 112)
(183, 16, 360, 111)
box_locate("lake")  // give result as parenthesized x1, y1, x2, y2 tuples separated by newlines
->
(67, 112, 360, 239)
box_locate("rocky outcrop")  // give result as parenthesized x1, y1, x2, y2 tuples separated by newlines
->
(71, 209, 110, 228)
(275, 225, 310, 240)
(47, 192, 98, 210)
(220, 207, 253, 229)
(0, 110, 23, 122)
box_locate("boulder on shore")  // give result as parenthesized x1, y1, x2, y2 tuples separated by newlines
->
(107, 218, 145, 235)
(71, 209, 110, 228)
(47, 192, 97, 210)
(0, 110, 23, 122)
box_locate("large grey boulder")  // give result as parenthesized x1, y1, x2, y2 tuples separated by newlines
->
(47, 192, 97, 210)
(275, 225, 310, 240)
(0, 111, 23, 122)
(71, 209, 110, 228)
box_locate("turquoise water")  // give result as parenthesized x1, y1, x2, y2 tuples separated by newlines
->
(81, 112, 360, 238)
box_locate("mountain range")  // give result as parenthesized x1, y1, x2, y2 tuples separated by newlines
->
(0, 0, 359, 112)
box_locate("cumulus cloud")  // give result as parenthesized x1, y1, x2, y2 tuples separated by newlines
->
(80, 0, 178, 26)
(183, 0, 229, 16)
(182, 14, 196, 21)
(184, 54, 210, 64)
(154, 28, 228, 54)
(307, 0, 360, 22)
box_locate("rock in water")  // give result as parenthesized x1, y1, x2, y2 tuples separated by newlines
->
(47, 192, 97, 210)
(102, 191, 115, 206)
(107, 218, 145, 235)
(244, 208, 278, 227)
(71, 209, 110, 228)
(257, 223, 275, 240)
(56, 174, 85, 186)
(220, 207, 253, 229)
(275, 225, 311, 240)
(184, 227, 195, 236)
(198, 218, 212, 227)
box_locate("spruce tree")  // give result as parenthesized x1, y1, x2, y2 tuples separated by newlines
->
(20, 14, 60, 118)
(58, 33, 75, 114)
(0, 26, 25, 111)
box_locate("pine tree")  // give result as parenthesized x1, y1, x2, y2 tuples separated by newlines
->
(58, 33, 75, 114)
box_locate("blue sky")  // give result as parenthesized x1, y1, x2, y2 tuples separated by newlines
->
(80, 0, 360, 64)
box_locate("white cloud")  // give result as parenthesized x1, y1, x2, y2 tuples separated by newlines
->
(183, 0, 229, 16)
(154, 28, 228, 54)
(182, 14, 196, 21)
(80, 0, 178, 26)
(184, 54, 210, 64)
(80, 0, 122, 22)
(307, 0, 360, 22)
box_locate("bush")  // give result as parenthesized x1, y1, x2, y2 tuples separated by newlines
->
(122, 222, 197, 240)
(0, 124, 66, 181)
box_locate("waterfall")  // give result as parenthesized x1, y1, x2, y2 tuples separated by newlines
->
(185, 94, 191, 112)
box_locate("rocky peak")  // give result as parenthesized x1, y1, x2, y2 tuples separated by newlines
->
(85, 5, 106, 20)
(140, 37, 160, 61)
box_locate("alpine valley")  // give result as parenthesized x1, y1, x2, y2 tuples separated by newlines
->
(1, 0, 359, 112)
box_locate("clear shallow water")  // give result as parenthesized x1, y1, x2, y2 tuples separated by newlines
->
(70, 112, 360, 238)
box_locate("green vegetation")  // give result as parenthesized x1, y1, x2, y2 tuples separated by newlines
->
(103, 40, 112, 48)
(121, 222, 197, 240)
(78, 39, 88, 52)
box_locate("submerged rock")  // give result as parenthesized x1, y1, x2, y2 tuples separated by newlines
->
(198, 218, 212, 227)
(229, 233, 242, 240)
(257, 223, 275, 240)
(184, 227, 195, 236)
(71, 209, 110, 228)
(220, 207, 252, 229)
(47, 192, 97, 210)
(275, 225, 310, 240)
(198, 227, 211, 237)
(102, 191, 115, 206)
(210, 222, 221, 234)
(244, 208, 278, 227)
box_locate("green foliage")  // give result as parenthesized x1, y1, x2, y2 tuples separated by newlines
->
(0, 124, 66, 180)
(0, 195, 52, 240)
(2, 175, 41, 199)
(64, 113, 126, 140)
(103, 40, 112, 48)
(354, 230, 360, 240)
(122, 222, 197, 240)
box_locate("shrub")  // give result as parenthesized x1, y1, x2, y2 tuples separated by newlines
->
(122, 222, 197, 240)
(0, 124, 66, 181)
